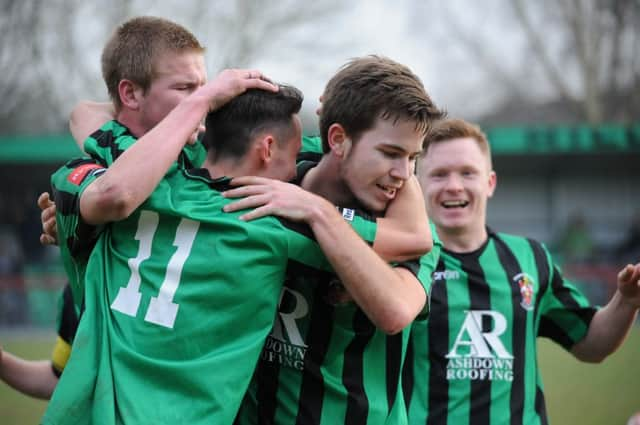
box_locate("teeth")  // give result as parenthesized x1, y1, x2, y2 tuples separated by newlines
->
(442, 200, 468, 208)
(377, 184, 395, 194)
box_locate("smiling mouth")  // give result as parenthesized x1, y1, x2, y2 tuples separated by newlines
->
(376, 184, 398, 198)
(442, 200, 469, 209)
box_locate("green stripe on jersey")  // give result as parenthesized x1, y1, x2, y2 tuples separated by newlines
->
(403, 229, 597, 425)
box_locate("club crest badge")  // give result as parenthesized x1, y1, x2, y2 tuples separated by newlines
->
(514, 273, 535, 311)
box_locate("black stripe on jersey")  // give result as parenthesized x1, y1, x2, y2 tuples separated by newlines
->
(538, 316, 574, 349)
(461, 250, 493, 425)
(549, 266, 596, 325)
(385, 333, 403, 412)
(528, 239, 551, 423)
(92, 126, 126, 163)
(53, 186, 79, 216)
(401, 331, 415, 411)
(493, 236, 526, 425)
(534, 385, 549, 425)
(295, 278, 336, 425)
(344, 310, 375, 425)
(53, 188, 100, 261)
(528, 239, 550, 314)
(59, 284, 79, 344)
(255, 359, 280, 425)
(427, 258, 450, 425)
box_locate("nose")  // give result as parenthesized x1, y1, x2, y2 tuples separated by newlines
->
(444, 174, 464, 192)
(389, 158, 413, 181)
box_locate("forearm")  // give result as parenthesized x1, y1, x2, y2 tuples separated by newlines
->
(571, 290, 639, 362)
(69, 101, 115, 150)
(307, 199, 426, 334)
(0, 352, 58, 399)
(80, 94, 209, 224)
(373, 217, 432, 262)
(373, 176, 432, 261)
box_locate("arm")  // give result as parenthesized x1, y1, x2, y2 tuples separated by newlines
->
(69, 101, 115, 149)
(0, 347, 58, 399)
(374, 175, 432, 261)
(571, 263, 640, 362)
(79, 69, 278, 225)
(222, 177, 426, 334)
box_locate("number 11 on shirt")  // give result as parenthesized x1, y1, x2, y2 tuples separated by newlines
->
(110, 210, 199, 329)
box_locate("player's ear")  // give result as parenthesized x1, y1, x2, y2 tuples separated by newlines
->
(487, 170, 497, 198)
(257, 134, 276, 163)
(118, 79, 143, 110)
(327, 123, 351, 158)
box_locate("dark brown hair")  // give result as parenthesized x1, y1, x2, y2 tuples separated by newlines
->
(319, 55, 445, 152)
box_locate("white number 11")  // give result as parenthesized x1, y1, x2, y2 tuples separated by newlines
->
(110, 210, 199, 329)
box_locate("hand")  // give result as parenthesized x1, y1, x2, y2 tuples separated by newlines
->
(222, 176, 331, 223)
(37, 192, 58, 245)
(204, 69, 278, 112)
(617, 263, 640, 308)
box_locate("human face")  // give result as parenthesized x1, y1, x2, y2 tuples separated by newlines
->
(340, 117, 424, 213)
(417, 137, 496, 239)
(263, 115, 303, 182)
(137, 50, 207, 134)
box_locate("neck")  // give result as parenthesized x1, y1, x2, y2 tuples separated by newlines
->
(116, 111, 146, 138)
(302, 156, 358, 208)
(439, 224, 489, 253)
(203, 156, 254, 179)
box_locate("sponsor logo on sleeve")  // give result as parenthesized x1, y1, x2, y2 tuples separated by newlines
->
(67, 164, 105, 185)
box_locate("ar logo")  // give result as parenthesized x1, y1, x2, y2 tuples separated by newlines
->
(446, 310, 513, 359)
(270, 287, 309, 347)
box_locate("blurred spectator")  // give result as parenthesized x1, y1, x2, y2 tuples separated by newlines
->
(15, 189, 46, 264)
(615, 210, 640, 266)
(556, 212, 595, 263)
(0, 229, 27, 325)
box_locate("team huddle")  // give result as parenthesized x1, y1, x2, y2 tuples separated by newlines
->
(1, 16, 639, 425)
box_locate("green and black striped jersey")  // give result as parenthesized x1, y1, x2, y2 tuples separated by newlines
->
(235, 161, 441, 425)
(403, 229, 597, 425)
(43, 122, 334, 425)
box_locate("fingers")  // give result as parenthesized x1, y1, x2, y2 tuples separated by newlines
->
(222, 184, 270, 199)
(618, 264, 634, 283)
(40, 234, 57, 246)
(238, 69, 278, 92)
(228, 176, 271, 187)
(238, 205, 274, 222)
(41, 204, 56, 223)
(245, 77, 279, 93)
(222, 194, 271, 213)
(619, 263, 640, 286)
(37, 192, 52, 210)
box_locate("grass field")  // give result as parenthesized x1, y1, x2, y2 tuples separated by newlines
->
(1, 328, 639, 424)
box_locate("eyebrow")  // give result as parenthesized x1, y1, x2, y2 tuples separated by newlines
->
(381, 143, 422, 156)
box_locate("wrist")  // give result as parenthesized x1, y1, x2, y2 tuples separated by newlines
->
(614, 289, 640, 311)
(305, 195, 340, 229)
